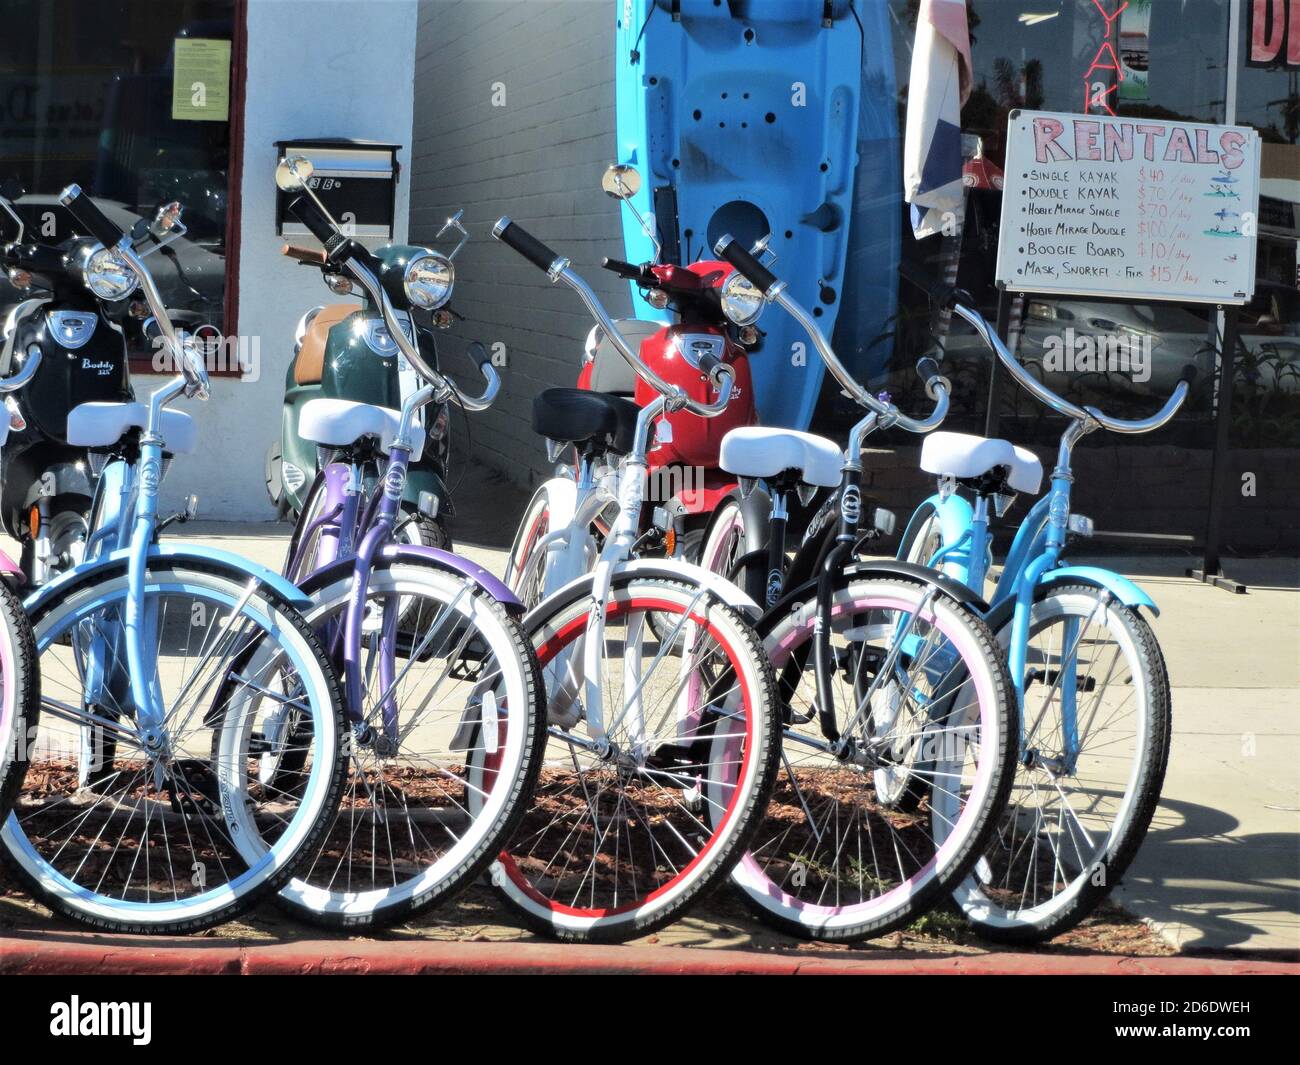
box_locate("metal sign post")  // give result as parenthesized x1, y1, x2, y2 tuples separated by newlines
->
(1187, 304, 1248, 593)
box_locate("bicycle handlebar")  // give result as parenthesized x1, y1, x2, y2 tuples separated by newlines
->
(715, 234, 948, 434)
(285, 198, 498, 413)
(60, 184, 209, 401)
(493, 215, 735, 418)
(900, 261, 1191, 434)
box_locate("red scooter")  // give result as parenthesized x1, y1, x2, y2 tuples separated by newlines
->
(504, 167, 773, 597)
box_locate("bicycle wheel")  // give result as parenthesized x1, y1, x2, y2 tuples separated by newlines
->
(1, 559, 347, 934)
(0, 581, 39, 823)
(698, 498, 747, 582)
(496, 575, 780, 941)
(505, 486, 554, 608)
(275, 559, 545, 927)
(732, 576, 1015, 941)
(954, 583, 1170, 942)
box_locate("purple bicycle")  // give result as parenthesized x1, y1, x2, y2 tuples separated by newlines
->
(261, 156, 545, 928)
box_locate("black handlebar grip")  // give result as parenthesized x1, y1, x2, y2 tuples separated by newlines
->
(602, 256, 644, 280)
(466, 340, 491, 369)
(286, 195, 351, 259)
(1180, 364, 1198, 385)
(916, 356, 942, 386)
(713, 234, 779, 294)
(695, 349, 725, 381)
(492, 216, 561, 272)
(59, 185, 123, 248)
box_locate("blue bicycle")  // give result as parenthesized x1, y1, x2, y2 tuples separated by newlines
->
(896, 270, 1191, 941)
(0, 187, 347, 933)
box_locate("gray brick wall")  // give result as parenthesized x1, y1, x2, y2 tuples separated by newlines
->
(410, 0, 628, 488)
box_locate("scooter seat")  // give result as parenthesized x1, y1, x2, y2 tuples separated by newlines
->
(719, 426, 842, 488)
(920, 431, 1043, 495)
(67, 402, 198, 455)
(298, 397, 425, 457)
(532, 387, 641, 455)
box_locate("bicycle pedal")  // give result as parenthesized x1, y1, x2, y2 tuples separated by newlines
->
(165, 758, 221, 817)
(1026, 668, 1097, 693)
(449, 655, 487, 681)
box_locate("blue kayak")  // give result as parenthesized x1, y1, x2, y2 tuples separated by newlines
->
(614, 0, 899, 429)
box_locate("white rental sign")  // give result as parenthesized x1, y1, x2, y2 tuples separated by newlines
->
(996, 109, 1261, 305)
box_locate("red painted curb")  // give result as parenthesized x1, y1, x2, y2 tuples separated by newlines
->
(1, 934, 1296, 975)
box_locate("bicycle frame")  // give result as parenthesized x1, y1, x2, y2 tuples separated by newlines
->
(284, 384, 524, 739)
(908, 418, 1160, 768)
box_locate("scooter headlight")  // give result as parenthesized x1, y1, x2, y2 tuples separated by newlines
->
(82, 244, 137, 301)
(720, 270, 763, 326)
(403, 252, 454, 311)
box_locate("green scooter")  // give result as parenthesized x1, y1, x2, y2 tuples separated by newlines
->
(265, 212, 470, 556)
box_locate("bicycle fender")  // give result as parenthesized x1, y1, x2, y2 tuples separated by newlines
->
(758, 558, 989, 637)
(521, 557, 761, 633)
(22, 544, 313, 614)
(297, 543, 524, 613)
(1039, 565, 1159, 616)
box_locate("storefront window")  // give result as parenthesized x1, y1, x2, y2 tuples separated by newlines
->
(0, 0, 237, 368)
(865, 0, 1297, 449)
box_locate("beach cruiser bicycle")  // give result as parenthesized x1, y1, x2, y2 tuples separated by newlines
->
(692, 236, 1016, 941)
(492, 216, 780, 942)
(260, 156, 544, 928)
(1, 186, 348, 934)
(895, 264, 1191, 942)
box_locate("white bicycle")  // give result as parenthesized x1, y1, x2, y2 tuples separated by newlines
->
(490, 216, 780, 942)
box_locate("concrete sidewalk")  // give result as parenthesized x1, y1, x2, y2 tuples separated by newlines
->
(4, 464, 1296, 956)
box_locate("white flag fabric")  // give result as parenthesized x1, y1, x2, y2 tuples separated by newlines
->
(903, 0, 973, 239)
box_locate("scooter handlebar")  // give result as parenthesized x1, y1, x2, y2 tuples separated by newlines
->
(59, 185, 124, 249)
(0, 347, 41, 393)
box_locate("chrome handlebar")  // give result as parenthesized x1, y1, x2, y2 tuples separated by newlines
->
(340, 254, 500, 413)
(58, 183, 210, 401)
(492, 216, 735, 418)
(949, 301, 1190, 434)
(714, 233, 948, 435)
(0, 347, 41, 393)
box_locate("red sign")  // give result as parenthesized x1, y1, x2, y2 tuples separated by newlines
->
(1250, 0, 1300, 68)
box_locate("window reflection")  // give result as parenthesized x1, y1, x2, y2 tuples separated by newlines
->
(864, 0, 1298, 450)
(0, 0, 234, 369)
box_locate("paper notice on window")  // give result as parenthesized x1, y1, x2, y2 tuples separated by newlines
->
(172, 38, 231, 122)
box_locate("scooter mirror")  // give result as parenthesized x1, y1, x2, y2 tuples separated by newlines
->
(131, 218, 151, 242)
(601, 164, 641, 201)
(275, 154, 314, 192)
(152, 201, 183, 236)
(749, 233, 776, 267)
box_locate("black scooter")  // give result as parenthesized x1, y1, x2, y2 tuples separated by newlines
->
(0, 181, 186, 583)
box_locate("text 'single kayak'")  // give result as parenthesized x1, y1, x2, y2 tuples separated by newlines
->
(614, 0, 899, 430)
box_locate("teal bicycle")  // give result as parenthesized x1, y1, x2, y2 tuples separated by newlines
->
(897, 268, 1192, 942)
(0, 186, 346, 934)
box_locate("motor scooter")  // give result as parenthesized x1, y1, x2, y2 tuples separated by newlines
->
(0, 182, 190, 583)
(505, 163, 766, 592)
(267, 214, 469, 550)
